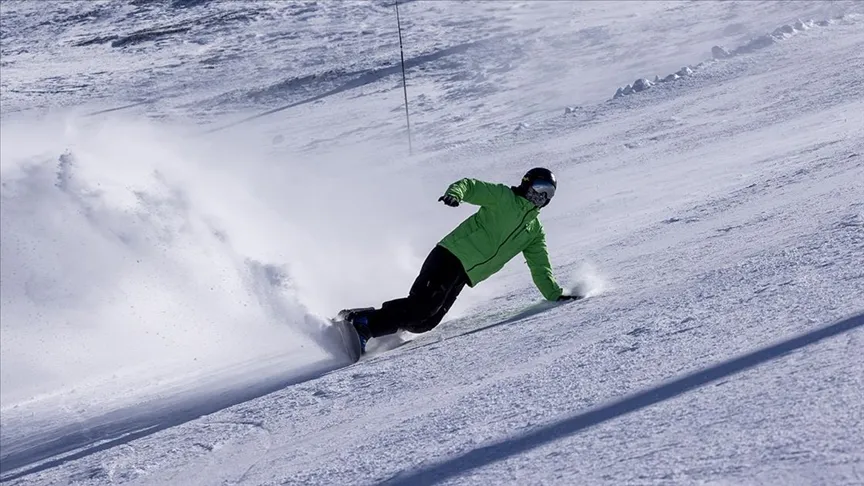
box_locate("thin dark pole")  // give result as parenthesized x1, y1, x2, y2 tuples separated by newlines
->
(395, 0, 412, 155)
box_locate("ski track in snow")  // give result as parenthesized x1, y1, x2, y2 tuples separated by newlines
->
(1, 0, 864, 484)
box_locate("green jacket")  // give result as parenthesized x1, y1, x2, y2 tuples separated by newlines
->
(438, 178, 564, 301)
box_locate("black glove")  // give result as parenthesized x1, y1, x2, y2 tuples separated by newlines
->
(557, 293, 583, 302)
(438, 195, 460, 207)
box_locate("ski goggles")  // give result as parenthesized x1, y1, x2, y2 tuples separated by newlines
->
(525, 180, 556, 208)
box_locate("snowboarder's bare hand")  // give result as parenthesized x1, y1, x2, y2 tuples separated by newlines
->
(439, 195, 460, 207)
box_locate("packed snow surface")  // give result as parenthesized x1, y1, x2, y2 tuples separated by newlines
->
(1, 0, 862, 484)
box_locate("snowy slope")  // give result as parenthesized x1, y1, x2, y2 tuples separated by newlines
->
(1, 0, 863, 484)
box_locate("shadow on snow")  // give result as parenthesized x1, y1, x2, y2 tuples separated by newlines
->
(201, 36, 497, 134)
(383, 312, 864, 486)
(0, 360, 338, 482)
(4, 310, 860, 483)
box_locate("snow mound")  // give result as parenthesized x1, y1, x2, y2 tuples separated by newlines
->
(712, 45, 732, 59)
(632, 78, 654, 93)
(610, 15, 848, 100)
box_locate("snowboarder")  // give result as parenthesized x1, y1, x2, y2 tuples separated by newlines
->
(339, 167, 581, 353)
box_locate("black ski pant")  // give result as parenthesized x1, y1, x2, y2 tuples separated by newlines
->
(366, 245, 468, 337)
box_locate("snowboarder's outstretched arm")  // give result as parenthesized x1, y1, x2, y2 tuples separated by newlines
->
(441, 178, 510, 207)
(522, 229, 564, 301)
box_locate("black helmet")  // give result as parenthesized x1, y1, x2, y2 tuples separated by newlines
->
(517, 167, 557, 208)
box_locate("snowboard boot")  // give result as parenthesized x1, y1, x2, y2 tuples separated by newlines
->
(338, 307, 374, 354)
(352, 316, 372, 354)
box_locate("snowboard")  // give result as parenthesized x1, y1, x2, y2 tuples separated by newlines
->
(332, 317, 363, 363)
(329, 296, 590, 363)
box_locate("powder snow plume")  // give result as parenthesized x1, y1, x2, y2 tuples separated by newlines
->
(567, 261, 611, 298)
(0, 114, 411, 412)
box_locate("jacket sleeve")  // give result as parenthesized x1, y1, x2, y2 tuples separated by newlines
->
(522, 228, 564, 301)
(444, 178, 508, 207)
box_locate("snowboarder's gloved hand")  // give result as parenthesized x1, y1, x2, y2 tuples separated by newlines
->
(557, 292, 583, 302)
(439, 195, 460, 207)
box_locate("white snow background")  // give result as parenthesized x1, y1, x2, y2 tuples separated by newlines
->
(1, 0, 862, 484)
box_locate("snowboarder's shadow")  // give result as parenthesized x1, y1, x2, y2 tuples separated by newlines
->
(456, 300, 565, 338)
(396, 299, 584, 354)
